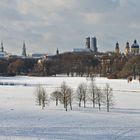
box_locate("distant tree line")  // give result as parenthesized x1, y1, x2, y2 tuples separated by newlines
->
(34, 52, 140, 79)
(0, 52, 140, 79)
(0, 58, 37, 76)
(35, 52, 100, 77)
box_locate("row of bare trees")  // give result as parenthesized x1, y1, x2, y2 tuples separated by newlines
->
(35, 79, 114, 112)
(76, 79, 114, 112)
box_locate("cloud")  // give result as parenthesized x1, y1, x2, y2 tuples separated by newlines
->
(81, 12, 102, 24)
(0, 0, 140, 54)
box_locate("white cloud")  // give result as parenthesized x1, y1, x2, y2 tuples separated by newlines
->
(0, 0, 140, 54)
(81, 12, 102, 24)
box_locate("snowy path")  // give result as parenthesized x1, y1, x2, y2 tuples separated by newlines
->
(0, 126, 140, 140)
(0, 108, 140, 140)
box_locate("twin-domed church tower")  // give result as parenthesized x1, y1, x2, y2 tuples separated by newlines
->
(85, 37, 98, 53)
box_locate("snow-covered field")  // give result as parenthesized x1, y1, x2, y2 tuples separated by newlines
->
(0, 76, 140, 140)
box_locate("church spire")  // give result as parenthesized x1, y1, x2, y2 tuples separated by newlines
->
(56, 48, 59, 55)
(1, 41, 4, 52)
(22, 41, 27, 57)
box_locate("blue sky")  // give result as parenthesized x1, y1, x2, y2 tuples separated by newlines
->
(0, 0, 140, 55)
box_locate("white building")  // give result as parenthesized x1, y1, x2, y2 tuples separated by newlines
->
(29, 53, 47, 59)
(73, 48, 92, 53)
(0, 42, 9, 58)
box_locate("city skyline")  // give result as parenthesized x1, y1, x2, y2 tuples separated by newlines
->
(0, 0, 140, 54)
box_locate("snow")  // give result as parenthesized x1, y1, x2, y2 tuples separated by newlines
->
(0, 76, 140, 139)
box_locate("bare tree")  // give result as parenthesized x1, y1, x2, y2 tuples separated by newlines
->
(67, 87, 73, 110)
(50, 90, 61, 106)
(35, 85, 49, 109)
(60, 82, 68, 110)
(76, 84, 83, 107)
(59, 82, 73, 111)
(76, 83, 87, 108)
(95, 87, 103, 110)
(88, 75, 96, 108)
(35, 85, 42, 106)
(82, 83, 87, 108)
(41, 88, 49, 109)
(103, 83, 114, 112)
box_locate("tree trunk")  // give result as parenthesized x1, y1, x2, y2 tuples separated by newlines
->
(56, 98, 58, 106)
(98, 102, 101, 110)
(107, 102, 109, 112)
(79, 99, 81, 107)
(92, 93, 95, 108)
(84, 98, 86, 108)
(65, 102, 67, 111)
(133, 66, 136, 80)
(64, 96, 66, 109)
(42, 100, 45, 109)
(93, 100, 95, 108)
(70, 101, 72, 110)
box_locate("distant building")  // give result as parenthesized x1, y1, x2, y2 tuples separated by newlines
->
(0, 41, 4, 52)
(0, 41, 8, 58)
(73, 36, 98, 53)
(8, 55, 22, 59)
(29, 53, 47, 59)
(131, 40, 139, 55)
(22, 42, 27, 57)
(125, 42, 130, 55)
(85, 37, 90, 49)
(91, 37, 98, 53)
(73, 48, 92, 53)
(115, 42, 120, 54)
(0, 52, 6, 58)
(56, 48, 59, 55)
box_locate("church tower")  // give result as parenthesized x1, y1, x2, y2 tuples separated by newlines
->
(115, 42, 120, 54)
(131, 40, 139, 55)
(0, 41, 4, 52)
(56, 48, 59, 55)
(22, 42, 27, 57)
(125, 42, 130, 56)
(85, 37, 90, 49)
(91, 37, 98, 53)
